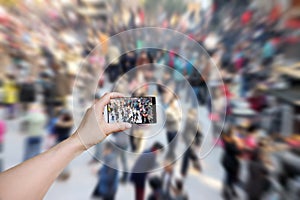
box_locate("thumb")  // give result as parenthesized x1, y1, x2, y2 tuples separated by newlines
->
(106, 122, 132, 135)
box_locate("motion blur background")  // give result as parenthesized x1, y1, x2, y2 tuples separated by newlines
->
(0, 0, 300, 200)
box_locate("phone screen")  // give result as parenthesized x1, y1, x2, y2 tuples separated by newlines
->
(107, 97, 156, 124)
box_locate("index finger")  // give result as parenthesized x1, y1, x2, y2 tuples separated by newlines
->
(95, 92, 125, 112)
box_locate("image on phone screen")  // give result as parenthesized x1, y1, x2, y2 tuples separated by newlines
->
(107, 97, 156, 124)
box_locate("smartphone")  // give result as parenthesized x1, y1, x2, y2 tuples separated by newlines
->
(107, 97, 157, 124)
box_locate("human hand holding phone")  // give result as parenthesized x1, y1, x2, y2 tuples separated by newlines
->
(75, 92, 132, 149)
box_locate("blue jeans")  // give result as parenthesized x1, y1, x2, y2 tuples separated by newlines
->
(24, 136, 42, 161)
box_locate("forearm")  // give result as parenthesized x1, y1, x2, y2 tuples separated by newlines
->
(0, 133, 85, 200)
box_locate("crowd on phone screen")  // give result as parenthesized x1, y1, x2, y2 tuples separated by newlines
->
(108, 98, 154, 124)
(0, 0, 300, 200)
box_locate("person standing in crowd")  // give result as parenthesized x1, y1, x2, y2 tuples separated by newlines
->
(19, 76, 36, 115)
(210, 88, 226, 138)
(221, 128, 242, 199)
(161, 161, 175, 199)
(245, 145, 273, 200)
(130, 142, 164, 200)
(173, 54, 185, 94)
(172, 179, 188, 200)
(52, 62, 71, 106)
(107, 45, 121, 82)
(3, 74, 19, 119)
(120, 51, 137, 74)
(40, 72, 56, 119)
(147, 176, 166, 200)
(113, 131, 130, 183)
(181, 110, 202, 177)
(22, 103, 47, 161)
(243, 125, 260, 160)
(188, 67, 204, 106)
(54, 109, 73, 144)
(93, 142, 119, 200)
(165, 97, 181, 160)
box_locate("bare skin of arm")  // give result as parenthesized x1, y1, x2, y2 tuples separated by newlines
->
(0, 92, 131, 200)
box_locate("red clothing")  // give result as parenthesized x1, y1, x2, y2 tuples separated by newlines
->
(241, 10, 252, 25)
(0, 120, 6, 143)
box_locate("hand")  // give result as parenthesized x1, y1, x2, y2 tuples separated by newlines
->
(74, 92, 132, 149)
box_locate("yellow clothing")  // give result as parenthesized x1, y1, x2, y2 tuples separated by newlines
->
(3, 80, 19, 104)
(98, 32, 109, 55)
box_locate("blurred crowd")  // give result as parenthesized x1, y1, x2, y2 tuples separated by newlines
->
(0, 0, 300, 200)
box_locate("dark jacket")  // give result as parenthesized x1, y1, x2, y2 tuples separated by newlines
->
(19, 83, 36, 103)
(41, 80, 55, 105)
(246, 161, 270, 199)
(221, 140, 241, 174)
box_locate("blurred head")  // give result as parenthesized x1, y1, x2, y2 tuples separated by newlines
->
(103, 142, 114, 155)
(149, 176, 162, 191)
(174, 179, 184, 192)
(247, 124, 259, 135)
(28, 103, 43, 112)
(59, 109, 72, 121)
(6, 74, 15, 80)
(151, 142, 164, 153)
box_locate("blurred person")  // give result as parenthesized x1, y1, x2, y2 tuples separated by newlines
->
(261, 38, 277, 67)
(245, 147, 273, 200)
(147, 176, 166, 200)
(0, 92, 132, 199)
(247, 88, 267, 112)
(40, 72, 56, 118)
(171, 179, 188, 200)
(188, 67, 206, 106)
(107, 45, 121, 82)
(136, 51, 151, 67)
(92, 142, 119, 200)
(243, 125, 260, 160)
(210, 87, 225, 138)
(45, 101, 65, 148)
(113, 131, 130, 183)
(221, 128, 242, 199)
(161, 161, 175, 199)
(3, 74, 19, 119)
(173, 54, 185, 94)
(52, 62, 71, 106)
(19, 76, 36, 115)
(157, 71, 175, 108)
(130, 142, 164, 200)
(0, 115, 6, 171)
(120, 51, 137, 74)
(22, 103, 47, 161)
(181, 110, 202, 177)
(54, 109, 73, 144)
(130, 125, 145, 153)
(165, 97, 181, 160)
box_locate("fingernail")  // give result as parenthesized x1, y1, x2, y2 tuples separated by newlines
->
(125, 123, 132, 129)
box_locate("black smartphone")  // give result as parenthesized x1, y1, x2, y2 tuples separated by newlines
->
(107, 97, 156, 124)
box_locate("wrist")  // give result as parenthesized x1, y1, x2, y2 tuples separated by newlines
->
(68, 132, 87, 154)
